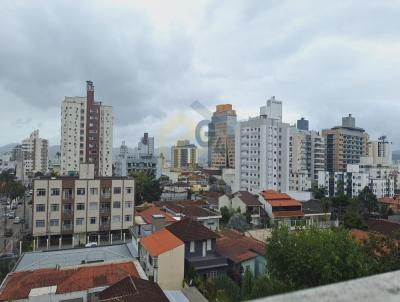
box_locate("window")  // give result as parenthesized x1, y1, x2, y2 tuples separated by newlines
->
(124, 215, 132, 222)
(207, 271, 218, 279)
(50, 204, 59, 212)
(76, 218, 84, 225)
(63, 188, 73, 199)
(124, 201, 132, 208)
(90, 217, 96, 224)
(51, 188, 60, 196)
(190, 241, 195, 253)
(49, 219, 59, 227)
(89, 202, 97, 210)
(206, 239, 212, 251)
(112, 215, 121, 223)
(36, 204, 45, 212)
(76, 203, 85, 211)
(90, 188, 98, 195)
(113, 187, 121, 194)
(36, 220, 45, 228)
(126, 187, 133, 194)
(101, 216, 109, 224)
(36, 189, 46, 196)
(77, 188, 85, 195)
(113, 201, 121, 209)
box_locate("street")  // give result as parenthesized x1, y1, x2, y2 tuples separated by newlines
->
(0, 195, 32, 255)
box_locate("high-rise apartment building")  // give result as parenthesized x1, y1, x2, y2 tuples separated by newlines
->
(208, 104, 237, 169)
(289, 124, 325, 191)
(137, 133, 154, 157)
(32, 163, 135, 245)
(322, 114, 368, 172)
(365, 136, 392, 166)
(234, 97, 290, 194)
(61, 81, 113, 176)
(171, 140, 197, 172)
(15, 130, 48, 182)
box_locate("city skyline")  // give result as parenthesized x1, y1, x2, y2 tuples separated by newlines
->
(1, 1, 400, 148)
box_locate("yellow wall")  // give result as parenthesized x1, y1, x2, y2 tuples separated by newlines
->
(157, 244, 185, 290)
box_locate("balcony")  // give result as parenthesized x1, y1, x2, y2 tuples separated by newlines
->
(99, 221, 111, 231)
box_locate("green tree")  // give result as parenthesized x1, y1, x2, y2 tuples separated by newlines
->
(220, 206, 232, 225)
(130, 171, 161, 205)
(250, 275, 289, 299)
(266, 226, 371, 289)
(227, 213, 250, 232)
(240, 268, 254, 300)
(358, 186, 378, 216)
(343, 198, 367, 229)
(213, 275, 241, 302)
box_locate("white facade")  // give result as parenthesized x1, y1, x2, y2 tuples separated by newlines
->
(61, 96, 113, 177)
(234, 98, 290, 193)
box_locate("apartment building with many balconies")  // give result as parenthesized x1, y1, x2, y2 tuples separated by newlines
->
(61, 81, 113, 177)
(234, 97, 290, 194)
(32, 164, 134, 246)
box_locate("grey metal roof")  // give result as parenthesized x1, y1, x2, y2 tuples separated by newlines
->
(14, 243, 137, 272)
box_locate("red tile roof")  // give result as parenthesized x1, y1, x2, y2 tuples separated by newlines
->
(166, 218, 219, 241)
(378, 196, 400, 206)
(141, 229, 184, 257)
(216, 229, 266, 264)
(136, 204, 176, 224)
(260, 190, 302, 207)
(0, 261, 139, 301)
(273, 211, 304, 218)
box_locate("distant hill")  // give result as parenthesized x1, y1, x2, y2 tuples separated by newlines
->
(0, 143, 18, 155)
(393, 150, 400, 161)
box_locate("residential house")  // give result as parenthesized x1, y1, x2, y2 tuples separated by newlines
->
(379, 196, 400, 213)
(166, 218, 228, 280)
(216, 229, 266, 281)
(219, 191, 267, 226)
(300, 199, 337, 228)
(156, 200, 221, 231)
(139, 228, 185, 290)
(259, 190, 304, 228)
(161, 182, 190, 201)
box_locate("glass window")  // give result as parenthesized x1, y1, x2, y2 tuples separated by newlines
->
(51, 188, 60, 196)
(50, 204, 59, 212)
(76, 203, 85, 211)
(124, 201, 132, 208)
(36, 204, 45, 212)
(112, 215, 121, 223)
(206, 239, 212, 251)
(90, 217, 96, 224)
(90, 188, 98, 195)
(36, 220, 45, 228)
(49, 219, 59, 227)
(124, 215, 132, 222)
(89, 202, 97, 210)
(126, 187, 133, 194)
(113, 201, 121, 209)
(190, 241, 195, 253)
(76, 218, 84, 225)
(77, 188, 85, 195)
(113, 187, 121, 194)
(36, 189, 46, 196)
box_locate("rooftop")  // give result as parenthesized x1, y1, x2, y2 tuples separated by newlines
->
(273, 210, 305, 218)
(14, 243, 137, 272)
(135, 204, 177, 224)
(301, 199, 331, 215)
(141, 229, 184, 257)
(98, 276, 169, 302)
(0, 261, 139, 301)
(379, 196, 400, 206)
(367, 219, 400, 236)
(261, 190, 303, 207)
(216, 229, 266, 264)
(166, 218, 219, 242)
(233, 191, 262, 206)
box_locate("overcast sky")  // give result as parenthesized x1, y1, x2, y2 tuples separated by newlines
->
(1, 0, 400, 149)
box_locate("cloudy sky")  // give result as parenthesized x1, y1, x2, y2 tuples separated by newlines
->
(1, 0, 400, 150)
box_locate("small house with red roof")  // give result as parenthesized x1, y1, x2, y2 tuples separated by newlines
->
(139, 228, 185, 290)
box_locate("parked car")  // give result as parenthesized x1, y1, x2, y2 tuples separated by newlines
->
(13, 216, 21, 224)
(85, 242, 98, 248)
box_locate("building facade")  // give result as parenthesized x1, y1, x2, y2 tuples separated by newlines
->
(208, 104, 237, 169)
(234, 97, 290, 193)
(171, 140, 197, 172)
(322, 114, 369, 173)
(61, 81, 113, 177)
(32, 164, 134, 245)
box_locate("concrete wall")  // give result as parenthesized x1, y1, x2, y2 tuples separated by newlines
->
(158, 244, 185, 290)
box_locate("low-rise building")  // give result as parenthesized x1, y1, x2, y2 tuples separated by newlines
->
(32, 163, 135, 247)
(161, 182, 190, 201)
(259, 190, 304, 228)
(219, 191, 268, 226)
(300, 199, 337, 228)
(378, 196, 400, 213)
(139, 228, 185, 290)
(216, 229, 266, 281)
(166, 218, 228, 280)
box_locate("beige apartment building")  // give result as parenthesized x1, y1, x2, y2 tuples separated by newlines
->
(32, 164, 134, 246)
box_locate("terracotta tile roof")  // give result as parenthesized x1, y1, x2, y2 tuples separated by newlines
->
(98, 276, 169, 302)
(367, 219, 400, 236)
(166, 218, 219, 242)
(261, 190, 302, 207)
(273, 210, 304, 218)
(233, 191, 262, 206)
(378, 196, 400, 206)
(0, 262, 139, 301)
(141, 229, 184, 257)
(136, 204, 176, 224)
(216, 229, 266, 264)
(351, 229, 371, 242)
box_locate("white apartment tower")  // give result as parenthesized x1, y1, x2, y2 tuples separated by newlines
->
(61, 81, 113, 176)
(17, 130, 48, 181)
(234, 97, 290, 194)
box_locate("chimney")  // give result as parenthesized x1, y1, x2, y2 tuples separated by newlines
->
(152, 214, 165, 233)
